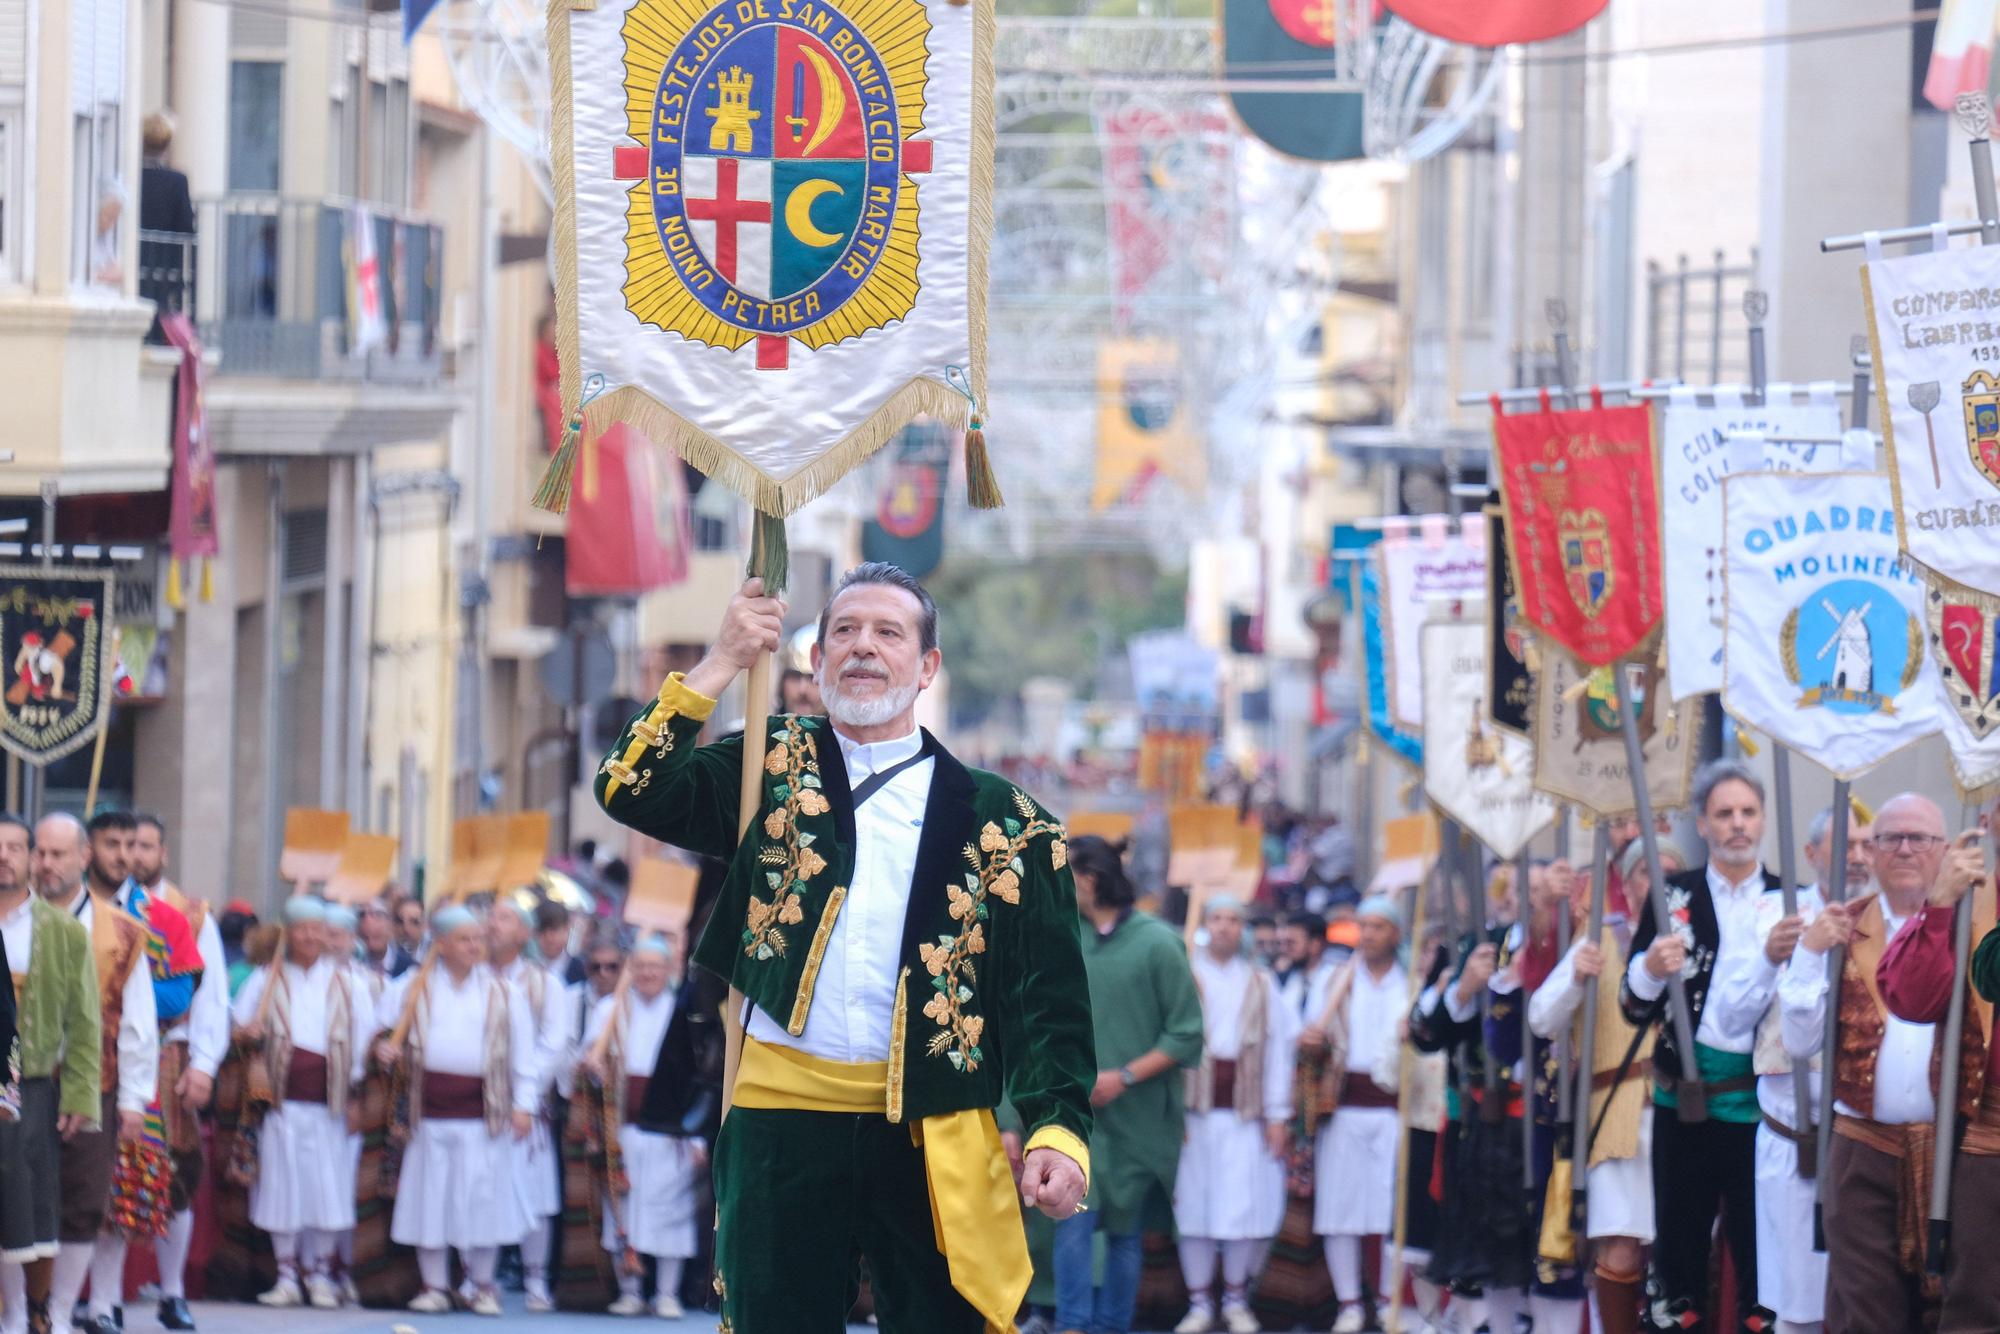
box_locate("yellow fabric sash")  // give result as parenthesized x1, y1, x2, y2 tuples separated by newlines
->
(734, 1038, 1029, 1334)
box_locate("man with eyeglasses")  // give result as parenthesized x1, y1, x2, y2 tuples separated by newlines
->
(357, 899, 414, 979)
(1779, 794, 1981, 1333)
(1879, 796, 2000, 1332)
(1743, 802, 1868, 1334)
(393, 898, 428, 960)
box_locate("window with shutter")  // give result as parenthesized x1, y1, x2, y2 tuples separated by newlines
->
(70, 0, 125, 289)
(0, 0, 24, 284)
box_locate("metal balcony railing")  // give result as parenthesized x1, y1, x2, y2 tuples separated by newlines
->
(161, 194, 448, 383)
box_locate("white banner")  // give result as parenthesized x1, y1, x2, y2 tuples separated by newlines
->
(1861, 243, 2000, 595)
(1533, 648, 1700, 817)
(551, 0, 990, 515)
(1658, 386, 1846, 700)
(1723, 470, 1943, 780)
(1421, 612, 1556, 861)
(1380, 517, 1487, 732)
(1924, 573, 2000, 796)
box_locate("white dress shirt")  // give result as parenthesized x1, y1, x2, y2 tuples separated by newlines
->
(1623, 863, 1777, 1053)
(1780, 898, 1935, 1125)
(1752, 885, 1825, 1123)
(747, 725, 932, 1064)
(64, 887, 158, 1115)
(0, 892, 32, 974)
(497, 953, 572, 1101)
(1191, 953, 1298, 1121)
(139, 881, 231, 1078)
(585, 987, 678, 1078)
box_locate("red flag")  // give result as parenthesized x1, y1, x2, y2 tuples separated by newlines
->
(158, 314, 219, 562)
(1382, 0, 1604, 47)
(1491, 392, 1662, 667)
(565, 423, 692, 597)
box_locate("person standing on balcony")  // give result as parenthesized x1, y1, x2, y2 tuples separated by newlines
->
(140, 112, 196, 324)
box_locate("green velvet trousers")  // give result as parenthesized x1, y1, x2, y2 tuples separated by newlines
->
(714, 1106, 986, 1334)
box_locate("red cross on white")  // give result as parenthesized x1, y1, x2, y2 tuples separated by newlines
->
(682, 157, 773, 298)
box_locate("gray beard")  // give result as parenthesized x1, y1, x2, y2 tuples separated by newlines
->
(820, 673, 919, 729)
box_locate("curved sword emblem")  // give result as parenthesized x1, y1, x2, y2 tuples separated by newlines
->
(798, 45, 845, 156)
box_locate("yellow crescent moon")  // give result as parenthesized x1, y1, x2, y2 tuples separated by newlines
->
(799, 45, 845, 156)
(786, 179, 846, 248)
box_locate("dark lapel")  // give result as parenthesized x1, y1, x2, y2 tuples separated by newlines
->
(897, 731, 979, 962)
(811, 715, 860, 858)
(1668, 866, 1720, 953)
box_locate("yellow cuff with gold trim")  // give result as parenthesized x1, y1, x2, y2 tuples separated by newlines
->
(601, 673, 719, 801)
(1025, 1125, 1091, 1191)
(656, 671, 718, 721)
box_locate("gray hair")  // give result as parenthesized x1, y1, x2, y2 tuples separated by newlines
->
(817, 561, 939, 654)
(1617, 837, 1685, 883)
(1804, 806, 1835, 852)
(1692, 759, 1765, 817)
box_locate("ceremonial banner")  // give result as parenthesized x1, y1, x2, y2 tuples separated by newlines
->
(0, 566, 114, 766)
(550, 0, 991, 517)
(860, 421, 949, 578)
(1723, 471, 1942, 779)
(1097, 107, 1230, 316)
(1378, 516, 1486, 732)
(1860, 244, 2000, 595)
(1094, 340, 1205, 510)
(1658, 386, 1846, 700)
(1221, 0, 1364, 161)
(1383, 0, 1604, 46)
(158, 314, 220, 565)
(1484, 507, 1532, 739)
(1492, 393, 1663, 667)
(564, 422, 694, 596)
(1420, 614, 1555, 861)
(1532, 647, 1698, 817)
(1355, 557, 1421, 770)
(1925, 572, 2000, 795)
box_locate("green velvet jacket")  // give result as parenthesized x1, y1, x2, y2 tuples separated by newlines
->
(593, 674, 1095, 1158)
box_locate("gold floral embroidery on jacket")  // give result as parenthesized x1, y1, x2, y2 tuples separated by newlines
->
(741, 719, 825, 961)
(919, 790, 1065, 1072)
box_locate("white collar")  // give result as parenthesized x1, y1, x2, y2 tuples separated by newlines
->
(60, 886, 90, 918)
(1706, 862, 1765, 897)
(834, 724, 923, 776)
(0, 894, 31, 926)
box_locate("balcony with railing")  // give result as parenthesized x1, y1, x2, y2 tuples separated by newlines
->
(144, 194, 447, 384)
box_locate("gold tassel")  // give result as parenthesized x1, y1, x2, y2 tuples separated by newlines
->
(1736, 730, 1761, 758)
(964, 415, 1003, 509)
(200, 558, 214, 602)
(165, 558, 184, 611)
(532, 418, 582, 515)
(1850, 793, 1876, 825)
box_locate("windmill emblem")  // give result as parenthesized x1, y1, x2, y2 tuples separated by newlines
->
(1780, 578, 1919, 715)
(1816, 595, 1874, 694)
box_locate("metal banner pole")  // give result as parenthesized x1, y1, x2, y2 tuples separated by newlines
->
(1516, 848, 1535, 1194)
(1927, 885, 1975, 1272)
(1555, 812, 1574, 1127)
(1611, 663, 1705, 1121)
(1770, 744, 1816, 1178)
(1475, 828, 1503, 1124)
(1570, 822, 1610, 1230)
(1810, 778, 1854, 1249)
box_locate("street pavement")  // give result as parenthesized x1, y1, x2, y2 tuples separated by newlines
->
(175, 1294, 877, 1333)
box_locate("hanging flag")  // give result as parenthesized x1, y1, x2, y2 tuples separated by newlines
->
(564, 422, 694, 597)
(1378, 516, 1486, 732)
(1492, 390, 1664, 668)
(1923, 0, 2000, 119)
(861, 422, 950, 578)
(1859, 242, 2000, 595)
(402, 0, 445, 42)
(1532, 647, 1699, 817)
(1483, 506, 1532, 740)
(1383, 0, 1604, 46)
(1420, 612, 1556, 860)
(1356, 556, 1421, 771)
(1221, 0, 1365, 161)
(1097, 106, 1230, 320)
(547, 0, 993, 520)
(344, 206, 387, 358)
(1925, 572, 2000, 796)
(1093, 340, 1205, 510)
(1658, 386, 1846, 701)
(1723, 470, 1941, 781)
(0, 566, 116, 765)
(157, 314, 220, 568)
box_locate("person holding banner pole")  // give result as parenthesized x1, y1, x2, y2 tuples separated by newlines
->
(1878, 801, 2000, 1333)
(1748, 805, 1867, 1334)
(1779, 794, 1977, 1334)
(1529, 828, 1657, 1334)
(1619, 759, 1785, 1333)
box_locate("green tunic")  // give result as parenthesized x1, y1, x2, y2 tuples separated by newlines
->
(1078, 909, 1204, 1234)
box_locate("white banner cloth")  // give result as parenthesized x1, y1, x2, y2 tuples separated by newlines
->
(1380, 517, 1487, 732)
(1421, 613, 1556, 861)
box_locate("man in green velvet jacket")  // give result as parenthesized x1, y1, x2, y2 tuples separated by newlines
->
(594, 562, 1094, 1334)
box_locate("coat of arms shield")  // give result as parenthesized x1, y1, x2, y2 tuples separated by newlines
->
(1930, 578, 2000, 738)
(1964, 369, 2000, 489)
(1558, 507, 1613, 620)
(0, 566, 115, 765)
